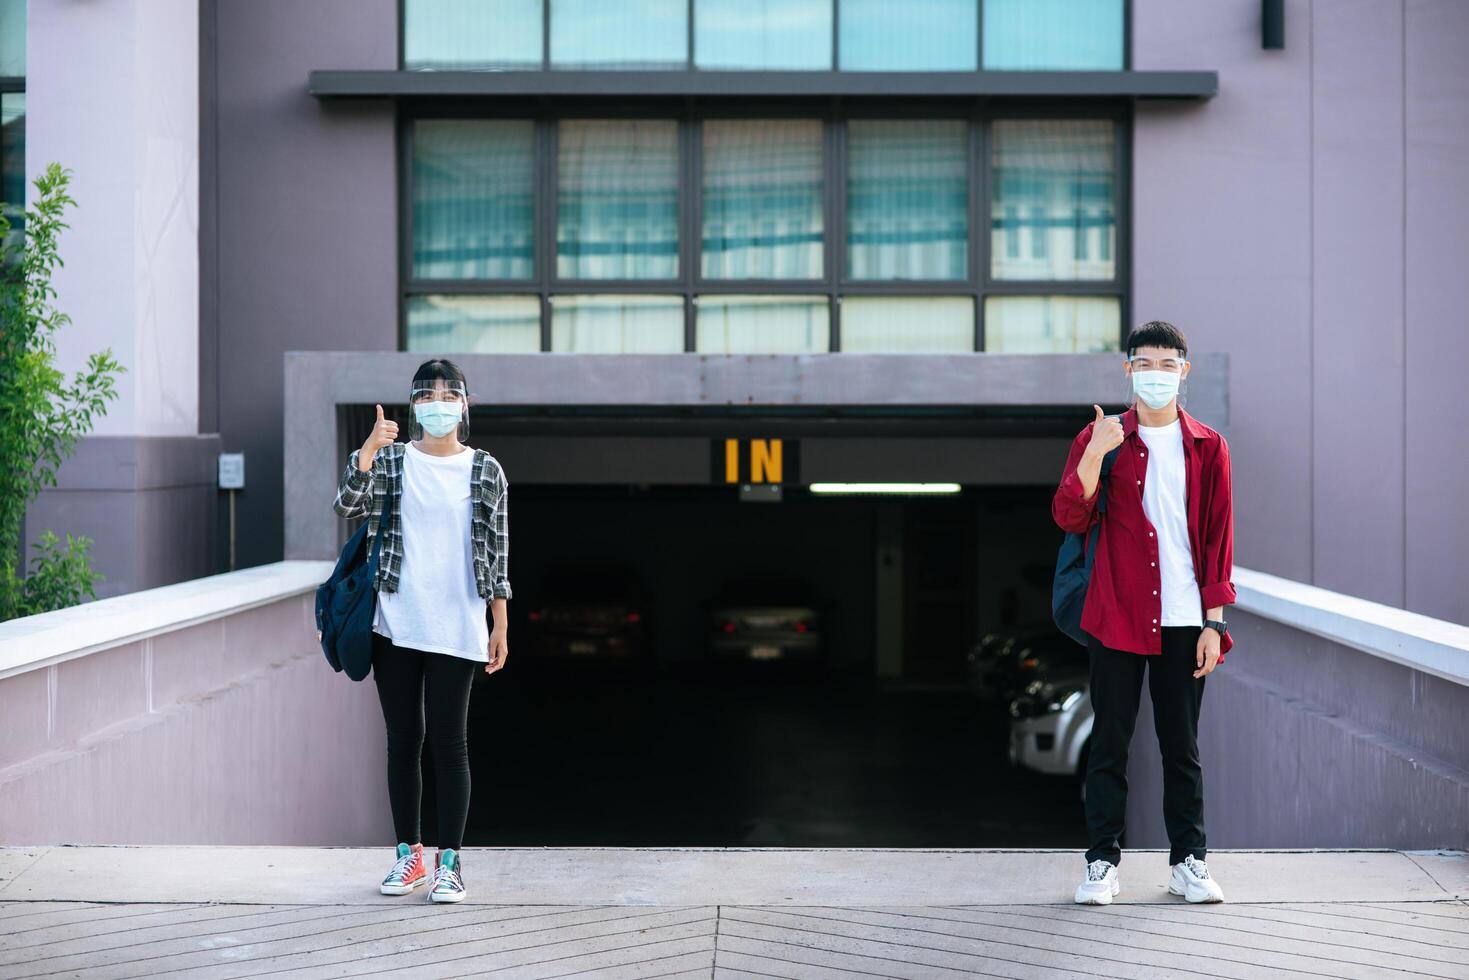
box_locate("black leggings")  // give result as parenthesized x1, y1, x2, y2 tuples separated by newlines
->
(371, 631, 477, 851)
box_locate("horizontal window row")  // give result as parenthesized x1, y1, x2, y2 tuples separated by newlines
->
(411, 117, 1117, 284)
(404, 0, 1124, 73)
(406, 293, 1121, 354)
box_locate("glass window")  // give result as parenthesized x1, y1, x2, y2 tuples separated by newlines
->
(404, 0, 543, 70)
(550, 294, 686, 352)
(702, 120, 823, 280)
(847, 120, 968, 281)
(557, 120, 679, 280)
(413, 121, 535, 280)
(839, 0, 976, 72)
(983, 0, 1124, 70)
(1, 93, 22, 245)
(694, 0, 831, 70)
(407, 295, 543, 352)
(0, 0, 23, 77)
(841, 296, 974, 352)
(695, 295, 829, 353)
(990, 119, 1114, 281)
(551, 0, 687, 69)
(983, 295, 1119, 352)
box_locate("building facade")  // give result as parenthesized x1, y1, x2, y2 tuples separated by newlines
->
(22, 0, 1469, 639)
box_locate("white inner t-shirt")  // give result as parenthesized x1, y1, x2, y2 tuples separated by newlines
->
(373, 442, 489, 662)
(1135, 418, 1204, 627)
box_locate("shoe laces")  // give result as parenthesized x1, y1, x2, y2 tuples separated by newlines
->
(386, 849, 420, 883)
(433, 862, 463, 892)
(1183, 855, 1211, 879)
(1086, 859, 1113, 882)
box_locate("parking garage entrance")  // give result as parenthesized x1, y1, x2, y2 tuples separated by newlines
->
(340, 407, 1094, 849)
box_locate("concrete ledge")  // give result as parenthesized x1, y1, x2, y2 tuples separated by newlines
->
(1234, 566, 1469, 686)
(0, 847, 1460, 907)
(0, 560, 334, 680)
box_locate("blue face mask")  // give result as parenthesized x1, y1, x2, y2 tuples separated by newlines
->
(1131, 370, 1181, 410)
(413, 402, 462, 438)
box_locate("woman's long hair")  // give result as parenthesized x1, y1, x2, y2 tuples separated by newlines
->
(409, 358, 471, 443)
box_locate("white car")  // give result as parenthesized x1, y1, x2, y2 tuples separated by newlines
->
(1008, 671, 1093, 781)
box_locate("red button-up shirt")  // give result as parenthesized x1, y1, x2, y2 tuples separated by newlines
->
(1051, 406, 1236, 659)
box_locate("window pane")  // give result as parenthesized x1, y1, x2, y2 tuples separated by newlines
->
(983, 295, 1119, 352)
(991, 120, 1114, 280)
(551, 0, 687, 69)
(695, 295, 829, 353)
(841, 297, 973, 352)
(407, 295, 543, 352)
(0, 0, 23, 76)
(2, 93, 23, 246)
(550, 294, 686, 352)
(983, 0, 1124, 70)
(847, 120, 968, 281)
(694, 0, 831, 70)
(702, 120, 823, 280)
(839, 0, 976, 71)
(404, 0, 543, 70)
(558, 120, 679, 280)
(413, 121, 535, 280)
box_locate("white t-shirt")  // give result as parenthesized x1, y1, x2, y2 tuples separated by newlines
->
(373, 442, 489, 662)
(1135, 419, 1204, 627)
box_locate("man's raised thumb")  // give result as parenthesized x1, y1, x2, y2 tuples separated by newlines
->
(1093, 404, 1105, 423)
(375, 404, 384, 421)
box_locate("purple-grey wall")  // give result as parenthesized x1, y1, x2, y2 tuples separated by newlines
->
(1133, 0, 1469, 626)
(205, 0, 399, 573)
(1126, 609, 1469, 851)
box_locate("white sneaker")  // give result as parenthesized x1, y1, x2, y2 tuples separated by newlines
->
(1169, 855, 1224, 903)
(1074, 859, 1120, 905)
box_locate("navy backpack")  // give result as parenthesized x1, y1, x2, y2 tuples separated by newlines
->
(315, 490, 392, 681)
(1052, 429, 1123, 646)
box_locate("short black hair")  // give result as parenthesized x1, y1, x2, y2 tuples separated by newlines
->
(1126, 320, 1189, 359)
(409, 357, 471, 442)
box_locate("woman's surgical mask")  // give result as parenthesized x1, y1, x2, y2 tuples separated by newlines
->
(410, 381, 467, 438)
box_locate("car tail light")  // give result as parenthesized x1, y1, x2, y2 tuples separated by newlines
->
(1020, 656, 1039, 670)
(528, 610, 543, 622)
(794, 621, 809, 633)
(721, 621, 736, 634)
(625, 612, 641, 623)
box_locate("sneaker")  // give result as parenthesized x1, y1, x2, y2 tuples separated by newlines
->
(1169, 855, 1225, 903)
(380, 843, 428, 896)
(1074, 859, 1120, 905)
(429, 848, 466, 903)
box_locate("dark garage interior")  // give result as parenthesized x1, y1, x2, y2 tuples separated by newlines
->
(433, 481, 1089, 849)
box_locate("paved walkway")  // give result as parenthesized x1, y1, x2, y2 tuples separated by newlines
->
(1, 847, 1466, 979)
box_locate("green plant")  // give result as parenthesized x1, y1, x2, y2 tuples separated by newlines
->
(0, 164, 123, 620)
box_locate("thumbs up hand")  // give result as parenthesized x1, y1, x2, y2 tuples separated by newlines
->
(1085, 404, 1124, 458)
(359, 404, 399, 470)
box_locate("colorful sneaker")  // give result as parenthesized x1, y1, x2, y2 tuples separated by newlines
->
(1169, 855, 1225, 903)
(380, 843, 428, 896)
(1074, 859, 1120, 905)
(429, 848, 467, 903)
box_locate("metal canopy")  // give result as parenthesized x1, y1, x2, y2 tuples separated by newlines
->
(308, 69, 1217, 101)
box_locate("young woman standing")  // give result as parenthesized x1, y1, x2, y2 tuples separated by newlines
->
(331, 358, 511, 903)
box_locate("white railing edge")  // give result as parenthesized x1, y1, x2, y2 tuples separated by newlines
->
(1234, 566, 1469, 687)
(0, 560, 335, 682)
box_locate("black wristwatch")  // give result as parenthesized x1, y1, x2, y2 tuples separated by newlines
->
(1203, 618, 1229, 636)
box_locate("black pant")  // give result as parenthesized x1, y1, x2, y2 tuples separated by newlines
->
(371, 631, 477, 851)
(1084, 626, 1206, 867)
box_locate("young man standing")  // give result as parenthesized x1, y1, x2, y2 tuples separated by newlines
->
(1052, 320, 1234, 905)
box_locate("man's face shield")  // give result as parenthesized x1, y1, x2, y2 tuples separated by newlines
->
(409, 380, 468, 439)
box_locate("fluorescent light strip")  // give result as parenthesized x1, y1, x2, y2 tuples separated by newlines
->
(808, 482, 962, 495)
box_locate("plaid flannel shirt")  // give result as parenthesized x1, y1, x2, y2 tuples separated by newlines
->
(332, 443, 512, 601)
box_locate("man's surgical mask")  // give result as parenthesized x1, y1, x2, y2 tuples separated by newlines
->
(413, 401, 462, 437)
(1131, 370, 1181, 410)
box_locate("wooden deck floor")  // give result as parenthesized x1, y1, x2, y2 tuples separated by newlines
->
(2, 848, 1466, 978)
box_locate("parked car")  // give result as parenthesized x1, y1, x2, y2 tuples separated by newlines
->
(965, 625, 1057, 703)
(524, 564, 649, 661)
(1008, 663, 1093, 792)
(707, 579, 822, 665)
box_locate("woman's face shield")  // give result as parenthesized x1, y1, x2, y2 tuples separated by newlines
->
(409, 380, 469, 440)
